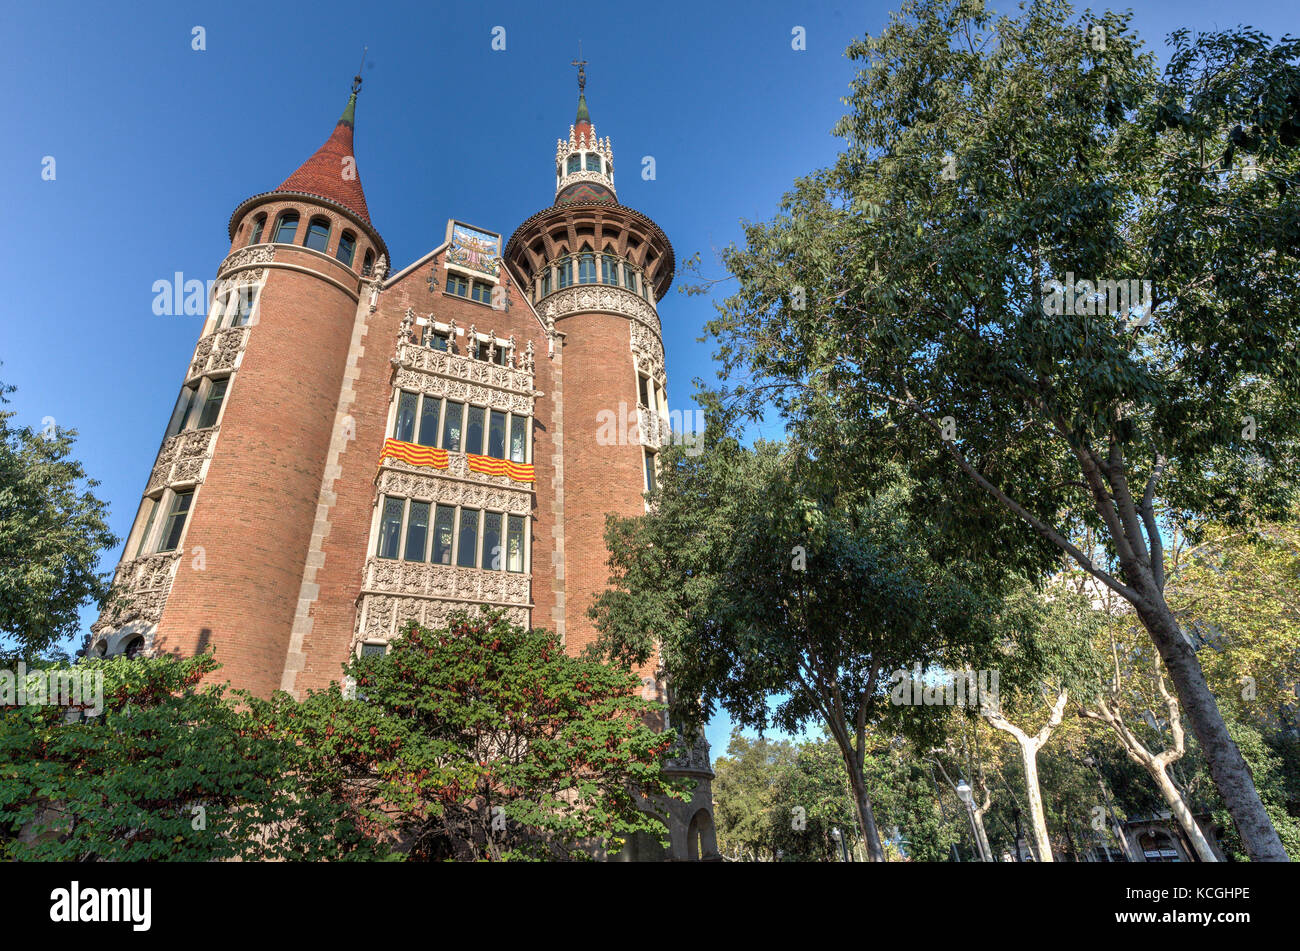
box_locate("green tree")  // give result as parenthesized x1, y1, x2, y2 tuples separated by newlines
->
(704, 0, 1300, 859)
(261, 611, 684, 861)
(590, 431, 1005, 860)
(0, 653, 376, 861)
(0, 380, 116, 661)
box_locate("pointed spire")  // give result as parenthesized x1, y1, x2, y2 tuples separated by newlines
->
(274, 60, 371, 224)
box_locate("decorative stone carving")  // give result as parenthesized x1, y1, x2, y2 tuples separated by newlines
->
(630, 321, 666, 382)
(92, 550, 183, 633)
(555, 168, 617, 196)
(392, 368, 534, 417)
(664, 732, 715, 777)
(146, 426, 217, 493)
(636, 407, 668, 450)
(187, 326, 249, 381)
(217, 244, 276, 276)
(361, 557, 531, 606)
(376, 463, 532, 515)
(354, 593, 529, 645)
(541, 285, 660, 338)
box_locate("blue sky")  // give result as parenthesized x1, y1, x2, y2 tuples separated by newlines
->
(1, 0, 1294, 755)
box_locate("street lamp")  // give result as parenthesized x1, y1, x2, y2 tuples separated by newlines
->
(956, 780, 990, 862)
(830, 826, 850, 863)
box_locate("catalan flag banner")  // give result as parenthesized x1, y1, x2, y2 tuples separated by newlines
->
(467, 453, 536, 483)
(379, 438, 449, 470)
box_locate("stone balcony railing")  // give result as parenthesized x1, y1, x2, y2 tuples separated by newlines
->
(187, 326, 249, 382)
(361, 556, 530, 607)
(664, 732, 714, 777)
(376, 459, 532, 514)
(91, 550, 183, 634)
(146, 426, 217, 493)
(540, 284, 661, 338)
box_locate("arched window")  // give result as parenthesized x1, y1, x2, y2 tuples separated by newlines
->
(247, 214, 266, 246)
(362, 250, 375, 276)
(274, 211, 299, 244)
(566, 154, 581, 174)
(336, 231, 356, 267)
(585, 153, 602, 173)
(577, 252, 597, 284)
(304, 217, 331, 252)
(556, 255, 573, 289)
(601, 254, 620, 285)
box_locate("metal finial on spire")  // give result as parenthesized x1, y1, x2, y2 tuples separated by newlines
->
(571, 42, 587, 94)
(352, 45, 368, 94)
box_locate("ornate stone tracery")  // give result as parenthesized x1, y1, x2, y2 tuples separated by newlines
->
(376, 462, 532, 514)
(216, 244, 276, 277)
(188, 326, 249, 381)
(541, 284, 661, 338)
(146, 426, 217, 493)
(91, 550, 183, 634)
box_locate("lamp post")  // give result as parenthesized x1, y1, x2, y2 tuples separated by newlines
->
(956, 779, 991, 862)
(830, 826, 850, 863)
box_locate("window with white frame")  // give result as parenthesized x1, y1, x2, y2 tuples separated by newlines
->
(390, 390, 530, 461)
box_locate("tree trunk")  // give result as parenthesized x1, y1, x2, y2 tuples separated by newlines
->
(847, 768, 887, 862)
(1017, 740, 1054, 862)
(972, 806, 994, 862)
(1133, 594, 1287, 861)
(1149, 762, 1218, 862)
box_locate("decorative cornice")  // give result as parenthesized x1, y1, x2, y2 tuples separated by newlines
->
(354, 593, 529, 646)
(376, 462, 533, 514)
(540, 284, 662, 339)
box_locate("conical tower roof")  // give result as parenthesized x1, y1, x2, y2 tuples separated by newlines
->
(274, 88, 371, 224)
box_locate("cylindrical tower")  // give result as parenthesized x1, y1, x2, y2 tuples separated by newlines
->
(506, 67, 717, 861)
(505, 76, 673, 660)
(91, 77, 387, 698)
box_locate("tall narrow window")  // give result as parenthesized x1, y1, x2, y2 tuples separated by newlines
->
(336, 231, 356, 267)
(623, 264, 637, 292)
(197, 378, 229, 428)
(482, 512, 503, 570)
(134, 498, 159, 558)
(418, 396, 442, 447)
(228, 287, 257, 327)
(509, 416, 527, 463)
(602, 254, 619, 285)
(304, 217, 331, 252)
(456, 508, 479, 568)
(506, 515, 525, 573)
(465, 406, 486, 455)
(577, 252, 597, 284)
(363, 250, 375, 276)
(247, 214, 266, 246)
(274, 212, 299, 244)
(487, 411, 507, 460)
(158, 491, 194, 552)
(393, 391, 418, 442)
(644, 449, 657, 494)
(567, 154, 581, 174)
(432, 505, 455, 564)
(539, 267, 552, 297)
(638, 375, 650, 408)
(377, 496, 404, 559)
(442, 401, 464, 451)
(404, 501, 430, 562)
(556, 256, 572, 289)
(166, 386, 197, 437)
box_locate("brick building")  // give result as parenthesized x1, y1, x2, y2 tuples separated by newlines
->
(88, 65, 717, 861)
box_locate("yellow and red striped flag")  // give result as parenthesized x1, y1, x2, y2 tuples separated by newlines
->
(467, 453, 535, 483)
(379, 438, 449, 470)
